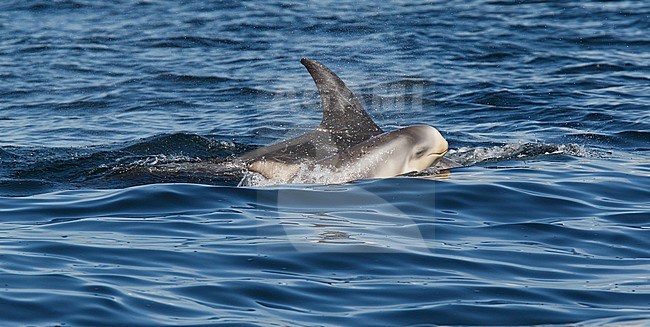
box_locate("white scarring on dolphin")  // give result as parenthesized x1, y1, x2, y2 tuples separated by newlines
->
(239, 58, 452, 185)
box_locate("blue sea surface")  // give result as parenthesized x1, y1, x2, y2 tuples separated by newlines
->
(1, 0, 649, 325)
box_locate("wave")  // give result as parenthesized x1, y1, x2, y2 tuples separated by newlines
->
(615, 130, 650, 144)
(553, 63, 628, 75)
(55, 100, 112, 111)
(119, 133, 241, 156)
(141, 36, 269, 50)
(8, 0, 90, 11)
(142, 36, 245, 48)
(565, 35, 650, 47)
(4, 134, 245, 194)
(151, 73, 236, 85)
(0, 179, 648, 324)
(0, 148, 17, 159)
(448, 143, 590, 167)
(566, 131, 650, 149)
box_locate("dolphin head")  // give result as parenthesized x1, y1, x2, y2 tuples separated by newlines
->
(404, 125, 448, 172)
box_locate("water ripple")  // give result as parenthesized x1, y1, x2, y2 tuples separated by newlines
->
(1, 0, 649, 325)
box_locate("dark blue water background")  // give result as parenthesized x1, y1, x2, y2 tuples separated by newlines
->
(1, 0, 649, 325)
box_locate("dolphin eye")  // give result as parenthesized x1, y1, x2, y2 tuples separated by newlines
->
(415, 148, 426, 157)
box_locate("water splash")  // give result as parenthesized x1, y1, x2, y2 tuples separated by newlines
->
(448, 142, 591, 167)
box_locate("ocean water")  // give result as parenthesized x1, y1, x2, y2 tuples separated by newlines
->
(1, 0, 649, 325)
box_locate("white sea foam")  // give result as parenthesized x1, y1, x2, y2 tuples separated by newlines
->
(448, 143, 592, 166)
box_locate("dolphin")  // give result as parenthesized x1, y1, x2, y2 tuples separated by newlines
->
(239, 58, 452, 184)
(250, 125, 449, 184)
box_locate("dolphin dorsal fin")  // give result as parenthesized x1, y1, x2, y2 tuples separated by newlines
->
(301, 59, 383, 140)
